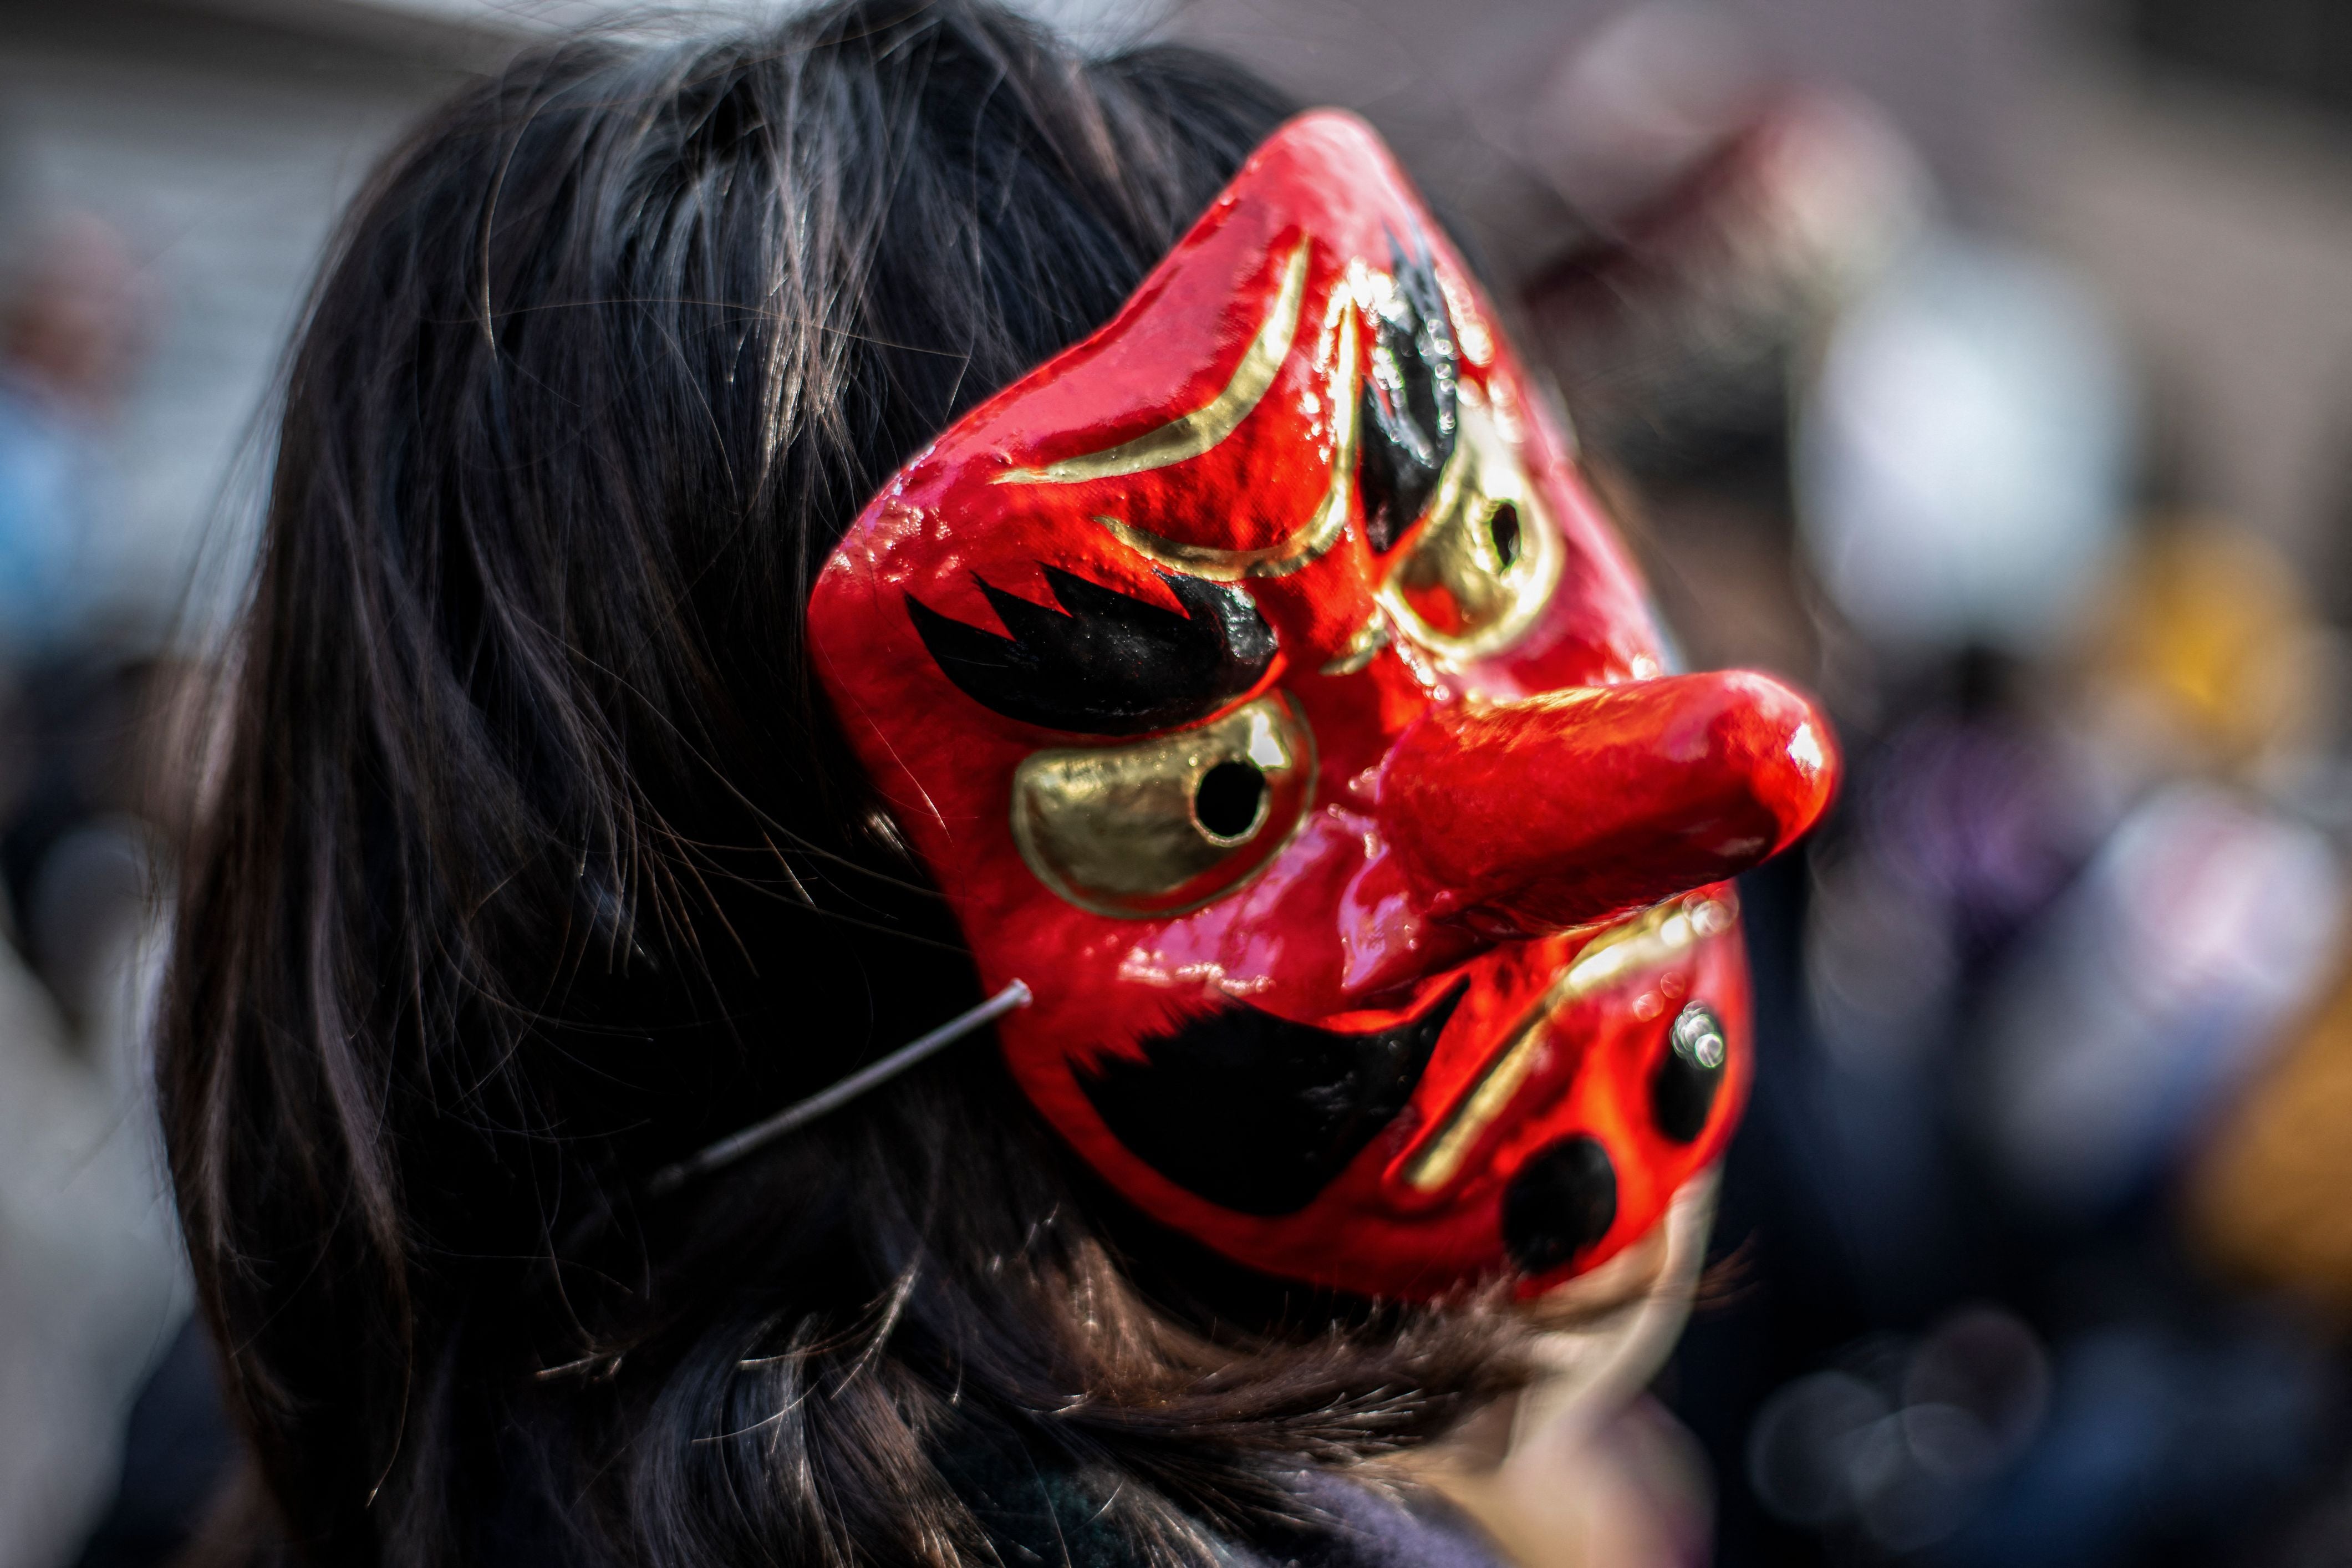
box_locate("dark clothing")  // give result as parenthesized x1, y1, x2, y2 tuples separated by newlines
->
(948, 1433, 1506, 1568)
(1240, 1472, 1508, 1568)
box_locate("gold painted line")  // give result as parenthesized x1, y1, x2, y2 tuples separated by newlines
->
(1087, 304, 1359, 583)
(1399, 895, 1729, 1194)
(999, 240, 1310, 486)
(1289, 303, 1360, 576)
(1318, 614, 1390, 676)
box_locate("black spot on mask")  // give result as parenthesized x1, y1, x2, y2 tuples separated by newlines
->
(1501, 1134, 1617, 1275)
(1650, 1002, 1726, 1144)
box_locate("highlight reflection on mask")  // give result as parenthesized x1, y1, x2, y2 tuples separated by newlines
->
(809, 113, 1837, 1299)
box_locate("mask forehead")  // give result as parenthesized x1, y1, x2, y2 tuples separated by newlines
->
(823, 113, 1657, 680)
(955, 117, 1403, 563)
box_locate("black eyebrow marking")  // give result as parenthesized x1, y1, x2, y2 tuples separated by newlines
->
(905, 566, 1277, 736)
(1359, 226, 1460, 554)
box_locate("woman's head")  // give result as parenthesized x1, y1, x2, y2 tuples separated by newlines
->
(164, 6, 1521, 1564)
(163, 2, 1838, 1559)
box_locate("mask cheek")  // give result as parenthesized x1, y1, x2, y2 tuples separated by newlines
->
(1493, 459, 1671, 689)
(1490, 926, 1753, 1294)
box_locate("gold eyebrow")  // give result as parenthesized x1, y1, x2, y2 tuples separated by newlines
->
(996, 238, 1310, 485)
(1093, 305, 1358, 582)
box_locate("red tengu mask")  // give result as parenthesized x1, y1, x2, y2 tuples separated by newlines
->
(808, 112, 1836, 1299)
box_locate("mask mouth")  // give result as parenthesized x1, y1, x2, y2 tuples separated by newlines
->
(1393, 890, 1737, 1197)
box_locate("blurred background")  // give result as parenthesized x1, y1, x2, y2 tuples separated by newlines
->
(2, 0, 2350, 1562)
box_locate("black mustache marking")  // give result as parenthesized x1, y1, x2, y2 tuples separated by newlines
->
(1078, 978, 1470, 1216)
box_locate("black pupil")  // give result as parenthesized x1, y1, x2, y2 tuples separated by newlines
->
(1489, 502, 1521, 569)
(1195, 761, 1267, 840)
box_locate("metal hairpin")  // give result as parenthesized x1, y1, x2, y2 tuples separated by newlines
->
(648, 978, 1034, 1195)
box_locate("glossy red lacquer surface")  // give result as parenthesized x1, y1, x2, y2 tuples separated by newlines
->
(808, 111, 1837, 1299)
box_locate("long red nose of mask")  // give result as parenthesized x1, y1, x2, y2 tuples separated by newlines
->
(1381, 670, 1838, 938)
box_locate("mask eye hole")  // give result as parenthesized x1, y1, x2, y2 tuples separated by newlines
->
(1377, 386, 1564, 665)
(1012, 693, 1315, 918)
(1193, 761, 1269, 843)
(1489, 501, 1521, 570)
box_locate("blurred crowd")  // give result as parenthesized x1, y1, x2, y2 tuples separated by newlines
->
(1492, 8, 2352, 1565)
(0, 211, 215, 1565)
(4, 0, 2352, 1564)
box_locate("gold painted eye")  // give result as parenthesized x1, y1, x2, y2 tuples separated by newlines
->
(1376, 385, 1565, 664)
(1011, 693, 1315, 918)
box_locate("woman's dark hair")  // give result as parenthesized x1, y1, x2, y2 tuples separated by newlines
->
(160, 6, 1524, 1565)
